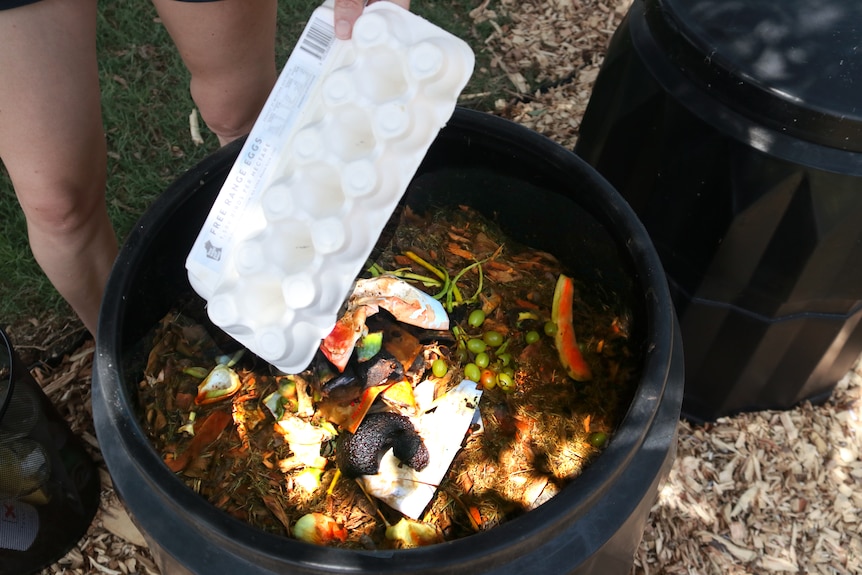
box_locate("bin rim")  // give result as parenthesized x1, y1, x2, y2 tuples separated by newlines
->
(94, 107, 682, 574)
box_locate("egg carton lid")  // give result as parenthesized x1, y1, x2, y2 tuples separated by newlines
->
(185, 0, 474, 373)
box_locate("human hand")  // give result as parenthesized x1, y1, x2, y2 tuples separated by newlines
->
(333, 0, 411, 40)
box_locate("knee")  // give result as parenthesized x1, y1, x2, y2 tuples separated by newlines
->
(190, 70, 276, 144)
(7, 132, 108, 237)
(195, 99, 257, 144)
(17, 177, 107, 238)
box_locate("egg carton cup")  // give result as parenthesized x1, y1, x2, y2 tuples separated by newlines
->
(185, 0, 475, 373)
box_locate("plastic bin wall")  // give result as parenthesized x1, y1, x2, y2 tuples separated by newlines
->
(575, 0, 862, 421)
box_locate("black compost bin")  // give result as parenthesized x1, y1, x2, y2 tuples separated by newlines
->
(576, 0, 862, 422)
(93, 108, 683, 575)
(0, 328, 100, 574)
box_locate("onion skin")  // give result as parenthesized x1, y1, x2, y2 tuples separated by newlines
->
(551, 274, 592, 381)
(194, 364, 242, 405)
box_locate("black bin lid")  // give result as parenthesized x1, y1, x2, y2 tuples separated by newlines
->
(645, 0, 862, 152)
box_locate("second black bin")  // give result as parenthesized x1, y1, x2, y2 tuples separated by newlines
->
(93, 108, 683, 574)
(0, 328, 100, 574)
(577, 0, 862, 421)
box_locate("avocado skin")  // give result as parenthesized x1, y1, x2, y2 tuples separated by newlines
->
(336, 412, 430, 478)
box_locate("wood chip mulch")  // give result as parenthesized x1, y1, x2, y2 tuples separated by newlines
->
(5, 0, 861, 573)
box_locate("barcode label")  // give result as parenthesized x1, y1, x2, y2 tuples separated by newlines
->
(299, 17, 336, 61)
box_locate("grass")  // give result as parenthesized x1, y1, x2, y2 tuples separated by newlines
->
(0, 0, 505, 325)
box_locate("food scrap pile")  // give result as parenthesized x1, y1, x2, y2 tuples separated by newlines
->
(136, 204, 641, 549)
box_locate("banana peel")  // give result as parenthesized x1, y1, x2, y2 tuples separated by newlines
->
(551, 274, 592, 381)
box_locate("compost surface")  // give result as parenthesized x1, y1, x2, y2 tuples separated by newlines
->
(3, 0, 860, 572)
(133, 204, 638, 548)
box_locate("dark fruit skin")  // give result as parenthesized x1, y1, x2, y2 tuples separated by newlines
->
(336, 412, 430, 478)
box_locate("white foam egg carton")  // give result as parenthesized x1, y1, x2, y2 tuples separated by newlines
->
(185, 0, 474, 373)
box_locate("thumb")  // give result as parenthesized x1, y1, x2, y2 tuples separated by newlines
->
(333, 0, 365, 40)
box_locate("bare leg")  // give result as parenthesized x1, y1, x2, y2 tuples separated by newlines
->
(152, 0, 278, 146)
(0, 0, 117, 336)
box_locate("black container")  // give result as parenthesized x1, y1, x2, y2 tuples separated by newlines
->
(576, 0, 862, 421)
(0, 328, 100, 574)
(93, 108, 683, 575)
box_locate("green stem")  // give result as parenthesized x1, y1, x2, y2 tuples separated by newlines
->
(405, 251, 447, 281)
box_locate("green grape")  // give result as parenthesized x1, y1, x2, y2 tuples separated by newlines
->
(497, 372, 515, 392)
(464, 363, 481, 382)
(482, 330, 504, 347)
(588, 431, 608, 448)
(466, 338, 487, 354)
(468, 309, 486, 328)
